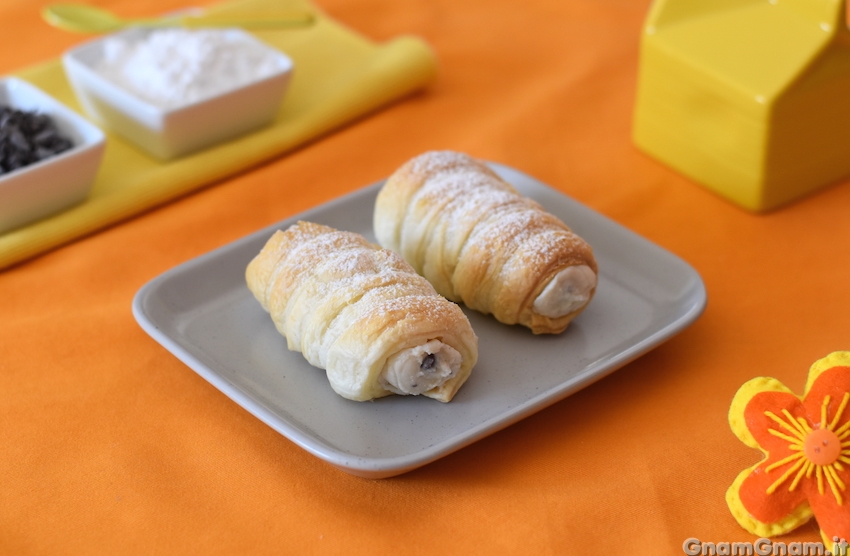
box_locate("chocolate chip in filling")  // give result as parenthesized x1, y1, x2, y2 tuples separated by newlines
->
(420, 353, 436, 371)
(379, 340, 462, 396)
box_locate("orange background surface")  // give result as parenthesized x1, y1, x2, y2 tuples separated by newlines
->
(2, 0, 850, 554)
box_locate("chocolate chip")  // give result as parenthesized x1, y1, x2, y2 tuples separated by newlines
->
(0, 104, 74, 174)
(35, 147, 56, 161)
(420, 353, 436, 371)
(34, 128, 59, 145)
(8, 129, 29, 152)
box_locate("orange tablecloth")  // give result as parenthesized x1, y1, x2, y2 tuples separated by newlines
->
(2, 0, 849, 554)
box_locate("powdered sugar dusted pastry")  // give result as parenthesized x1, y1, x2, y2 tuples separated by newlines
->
(245, 221, 478, 402)
(374, 151, 598, 334)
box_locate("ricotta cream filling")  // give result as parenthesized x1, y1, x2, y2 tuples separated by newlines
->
(379, 339, 461, 396)
(533, 265, 597, 318)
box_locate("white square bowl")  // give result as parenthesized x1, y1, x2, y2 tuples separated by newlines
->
(61, 28, 294, 161)
(0, 77, 106, 234)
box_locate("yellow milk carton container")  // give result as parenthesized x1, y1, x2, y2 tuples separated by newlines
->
(633, 0, 850, 211)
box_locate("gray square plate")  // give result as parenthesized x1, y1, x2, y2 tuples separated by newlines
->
(132, 162, 707, 478)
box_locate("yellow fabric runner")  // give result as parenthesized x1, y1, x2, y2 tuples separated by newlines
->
(0, 0, 436, 270)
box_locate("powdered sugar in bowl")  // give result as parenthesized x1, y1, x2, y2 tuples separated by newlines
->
(62, 27, 293, 160)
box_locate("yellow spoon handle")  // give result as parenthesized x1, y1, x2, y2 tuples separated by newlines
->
(176, 13, 315, 29)
(41, 3, 315, 34)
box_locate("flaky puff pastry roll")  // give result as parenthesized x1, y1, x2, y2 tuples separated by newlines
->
(246, 221, 478, 402)
(374, 151, 598, 335)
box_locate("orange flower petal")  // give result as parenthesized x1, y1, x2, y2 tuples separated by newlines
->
(802, 366, 850, 432)
(737, 456, 810, 525)
(803, 477, 850, 542)
(744, 391, 807, 455)
(727, 463, 812, 537)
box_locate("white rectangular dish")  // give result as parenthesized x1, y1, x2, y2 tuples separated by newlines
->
(0, 77, 105, 234)
(63, 27, 293, 160)
(132, 162, 707, 478)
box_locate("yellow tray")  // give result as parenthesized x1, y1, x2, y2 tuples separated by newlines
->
(0, 0, 436, 269)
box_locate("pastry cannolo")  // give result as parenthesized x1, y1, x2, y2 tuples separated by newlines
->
(374, 151, 597, 334)
(246, 221, 478, 402)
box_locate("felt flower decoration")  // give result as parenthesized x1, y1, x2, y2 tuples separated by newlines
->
(727, 352, 850, 553)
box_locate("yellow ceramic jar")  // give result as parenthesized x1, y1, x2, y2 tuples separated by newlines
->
(633, 0, 850, 211)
